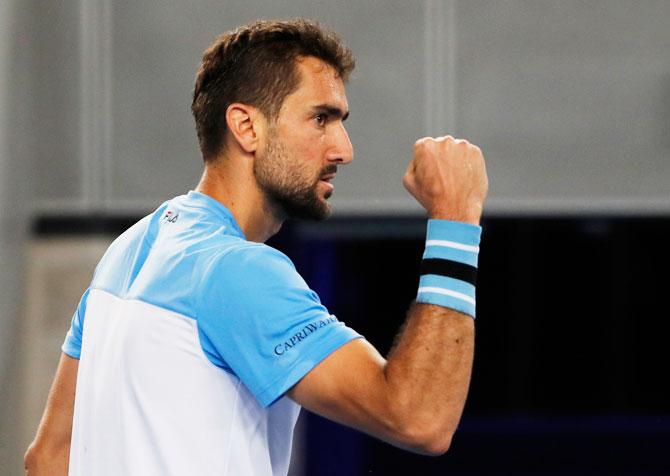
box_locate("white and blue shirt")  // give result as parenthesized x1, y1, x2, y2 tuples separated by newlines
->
(62, 190, 362, 476)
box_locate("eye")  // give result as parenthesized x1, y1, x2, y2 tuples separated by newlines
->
(315, 113, 327, 126)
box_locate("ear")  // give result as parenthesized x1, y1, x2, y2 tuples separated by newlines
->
(225, 103, 265, 154)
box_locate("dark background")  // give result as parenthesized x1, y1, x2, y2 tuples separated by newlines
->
(35, 215, 670, 475)
(270, 215, 670, 476)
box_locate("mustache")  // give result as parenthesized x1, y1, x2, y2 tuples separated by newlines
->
(319, 165, 338, 177)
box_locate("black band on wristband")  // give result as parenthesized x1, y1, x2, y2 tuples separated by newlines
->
(420, 258, 478, 285)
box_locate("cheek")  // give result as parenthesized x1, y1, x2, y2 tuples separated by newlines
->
(272, 146, 316, 184)
(285, 142, 323, 172)
(275, 125, 325, 174)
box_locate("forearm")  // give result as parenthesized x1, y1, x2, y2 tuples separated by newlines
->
(291, 135, 486, 455)
(25, 353, 77, 476)
(379, 144, 484, 451)
(382, 302, 475, 453)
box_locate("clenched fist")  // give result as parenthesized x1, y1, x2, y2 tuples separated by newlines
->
(403, 136, 488, 225)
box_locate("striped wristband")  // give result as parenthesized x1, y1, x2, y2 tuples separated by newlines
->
(416, 219, 482, 318)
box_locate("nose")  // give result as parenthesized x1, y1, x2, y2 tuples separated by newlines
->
(327, 122, 354, 165)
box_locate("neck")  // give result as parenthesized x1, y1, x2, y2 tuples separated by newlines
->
(195, 155, 284, 243)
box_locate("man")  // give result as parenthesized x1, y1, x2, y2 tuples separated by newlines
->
(25, 18, 488, 476)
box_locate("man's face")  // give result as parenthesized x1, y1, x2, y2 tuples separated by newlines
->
(254, 56, 353, 221)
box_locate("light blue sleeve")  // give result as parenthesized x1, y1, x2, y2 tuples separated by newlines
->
(197, 244, 362, 407)
(61, 288, 91, 359)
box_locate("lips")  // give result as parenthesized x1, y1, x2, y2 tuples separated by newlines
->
(318, 166, 338, 197)
(318, 174, 335, 195)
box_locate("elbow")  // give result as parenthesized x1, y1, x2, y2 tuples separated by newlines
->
(420, 433, 453, 457)
(383, 395, 457, 456)
(24, 443, 40, 472)
(405, 425, 453, 456)
(24, 438, 70, 474)
(391, 419, 454, 456)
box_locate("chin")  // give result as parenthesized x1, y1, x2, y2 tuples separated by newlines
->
(279, 199, 330, 222)
(305, 203, 331, 222)
(270, 185, 333, 222)
(320, 203, 332, 220)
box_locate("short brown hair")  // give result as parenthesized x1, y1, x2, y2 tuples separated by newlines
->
(191, 18, 355, 161)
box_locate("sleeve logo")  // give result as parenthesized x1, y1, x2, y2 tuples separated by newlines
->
(273, 316, 338, 356)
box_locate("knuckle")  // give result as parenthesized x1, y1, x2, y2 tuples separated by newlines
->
(414, 136, 432, 148)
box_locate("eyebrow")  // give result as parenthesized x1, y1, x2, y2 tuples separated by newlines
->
(311, 104, 350, 121)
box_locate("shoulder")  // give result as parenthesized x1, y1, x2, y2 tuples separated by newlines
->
(104, 201, 170, 252)
(207, 241, 303, 287)
(92, 203, 168, 273)
(195, 241, 317, 324)
(221, 241, 294, 268)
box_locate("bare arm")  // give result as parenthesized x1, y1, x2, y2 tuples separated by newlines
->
(290, 304, 474, 455)
(289, 136, 487, 455)
(24, 352, 78, 475)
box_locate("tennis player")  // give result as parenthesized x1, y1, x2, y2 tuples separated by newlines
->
(25, 19, 488, 476)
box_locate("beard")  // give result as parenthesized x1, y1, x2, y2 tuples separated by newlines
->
(254, 130, 335, 221)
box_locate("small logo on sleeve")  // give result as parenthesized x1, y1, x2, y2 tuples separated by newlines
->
(273, 316, 338, 356)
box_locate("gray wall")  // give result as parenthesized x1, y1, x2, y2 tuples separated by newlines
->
(1, 0, 34, 473)
(29, 0, 670, 217)
(457, 1, 670, 214)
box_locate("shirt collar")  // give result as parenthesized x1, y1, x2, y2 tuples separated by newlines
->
(186, 190, 246, 239)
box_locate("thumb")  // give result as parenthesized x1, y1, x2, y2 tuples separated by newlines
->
(402, 168, 417, 193)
